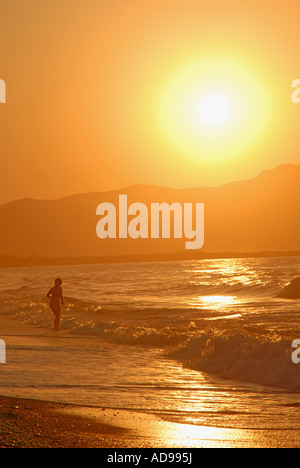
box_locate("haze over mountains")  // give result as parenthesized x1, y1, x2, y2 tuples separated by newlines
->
(0, 164, 299, 259)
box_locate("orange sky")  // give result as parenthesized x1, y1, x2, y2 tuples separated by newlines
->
(0, 0, 300, 204)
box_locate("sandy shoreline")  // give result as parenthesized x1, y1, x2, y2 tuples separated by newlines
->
(0, 394, 246, 449)
(0, 395, 134, 448)
(1, 394, 300, 448)
(0, 394, 251, 448)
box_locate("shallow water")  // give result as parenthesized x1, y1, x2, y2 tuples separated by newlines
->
(0, 256, 300, 431)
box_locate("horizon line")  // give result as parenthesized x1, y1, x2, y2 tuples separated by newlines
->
(0, 250, 299, 269)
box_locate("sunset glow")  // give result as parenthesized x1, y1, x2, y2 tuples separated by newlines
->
(0, 1, 299, 199)
(159, 60, 270, 161)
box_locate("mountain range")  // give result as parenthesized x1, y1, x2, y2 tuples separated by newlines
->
(0, 164, 299, 259)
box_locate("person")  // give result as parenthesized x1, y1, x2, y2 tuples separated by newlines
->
(47, 278, 64, 331)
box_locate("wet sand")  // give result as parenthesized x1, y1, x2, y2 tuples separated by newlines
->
(1, 394, 300, 448)
(0, 394, 247, 448)
(0, 396, 131, 448)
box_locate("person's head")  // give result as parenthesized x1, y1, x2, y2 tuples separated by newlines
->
(55, 278, 62, 287)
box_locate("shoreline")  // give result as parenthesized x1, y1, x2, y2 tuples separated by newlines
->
(1, 394, 300, 448)
(0, 251, 299, 269)
(0, 394, 248, 449)
(0, 395, 134, 448)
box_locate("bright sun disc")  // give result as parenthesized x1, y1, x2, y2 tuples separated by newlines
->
(198, 94, 231, 126)
(159, 59, 271, 161)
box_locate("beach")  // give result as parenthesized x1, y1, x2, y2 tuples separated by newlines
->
(0, 258, 300, 448)
(1, 394, 249, 449)
(2, 393, 300, 448)
(0, 395, 130, 448)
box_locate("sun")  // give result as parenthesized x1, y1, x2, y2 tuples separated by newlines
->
(197, 93, 231, 126)
(159, 59, 270, 161)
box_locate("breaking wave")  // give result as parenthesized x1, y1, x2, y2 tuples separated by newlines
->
(169, 328, 300, 391)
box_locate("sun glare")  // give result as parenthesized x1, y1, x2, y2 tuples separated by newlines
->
(197, 93, 231, 126)
(159, 59, 270, 161)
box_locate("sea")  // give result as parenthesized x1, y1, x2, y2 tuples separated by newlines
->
(0, 256, 300, 433)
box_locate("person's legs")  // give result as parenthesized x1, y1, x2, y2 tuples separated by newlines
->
(53, 311, 60, 330)
(51, 306, 61, 331)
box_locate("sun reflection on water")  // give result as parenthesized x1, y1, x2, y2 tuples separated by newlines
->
(189, 295, 240, 309)
(158, 422, 251, 448)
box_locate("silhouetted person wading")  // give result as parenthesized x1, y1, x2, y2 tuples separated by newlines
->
(47, 278, 64, 331)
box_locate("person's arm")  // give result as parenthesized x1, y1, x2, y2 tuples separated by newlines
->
(47, 289, 52, 299)
(60, 289, 64, 306)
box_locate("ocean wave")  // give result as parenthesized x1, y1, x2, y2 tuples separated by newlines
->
(169, 328, 300, 391)
(70, 320, 186, 346)
(0, 293, 189, 347)
(277, 277, 300, 299)
(170, 280, 279, 298)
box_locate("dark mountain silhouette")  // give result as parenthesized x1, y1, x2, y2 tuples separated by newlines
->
(0, 164, 299, 258)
